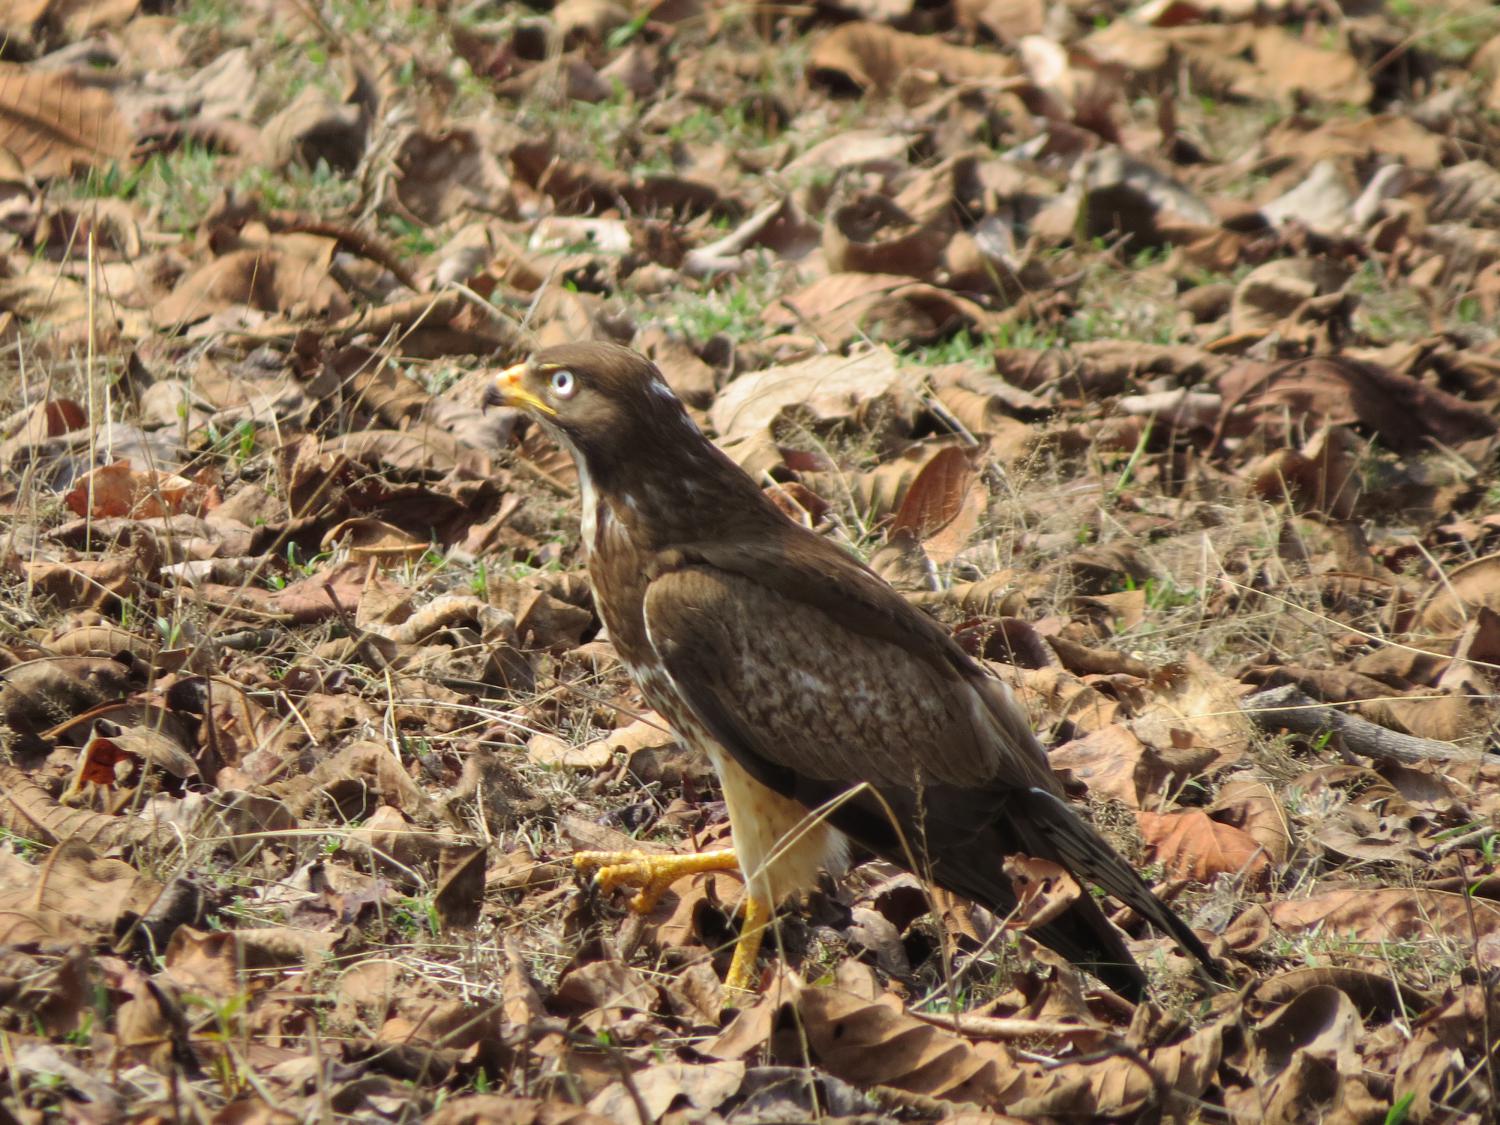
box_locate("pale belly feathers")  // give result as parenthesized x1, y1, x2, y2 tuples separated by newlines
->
(635, 660, 848, 905)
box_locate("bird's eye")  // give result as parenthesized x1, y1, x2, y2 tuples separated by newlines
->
(549, 369, 577, 399)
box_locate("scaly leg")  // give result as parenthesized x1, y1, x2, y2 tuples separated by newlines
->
(574, 849, 771, 991)
(724, 894, 772, 992)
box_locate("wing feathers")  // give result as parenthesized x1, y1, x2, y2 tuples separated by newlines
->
(643, 558, 1223, 992)
(645, 564, 1045, 790)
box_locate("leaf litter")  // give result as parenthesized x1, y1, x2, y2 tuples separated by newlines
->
(1, 0, 1500, 1120)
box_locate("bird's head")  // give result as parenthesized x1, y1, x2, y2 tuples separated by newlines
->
(487, 342, 694, 471)
(488, 341, 779, 545)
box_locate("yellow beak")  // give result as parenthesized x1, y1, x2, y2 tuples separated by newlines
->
(492, 362, 556, 416)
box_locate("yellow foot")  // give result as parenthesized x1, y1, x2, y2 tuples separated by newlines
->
(724, 896, 772, 993)
(573, 848, 739, 914)
(573, 849, 774, 993)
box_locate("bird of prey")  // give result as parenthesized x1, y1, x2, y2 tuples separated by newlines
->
(489, 342, 1221, 999)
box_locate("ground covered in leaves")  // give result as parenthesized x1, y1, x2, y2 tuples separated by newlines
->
(2, 0, 1500, 1120)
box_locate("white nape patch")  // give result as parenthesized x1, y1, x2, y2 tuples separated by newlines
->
(650, 379, 701, 435)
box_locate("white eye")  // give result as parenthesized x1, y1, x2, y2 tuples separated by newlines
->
(549, 369, 577, 399)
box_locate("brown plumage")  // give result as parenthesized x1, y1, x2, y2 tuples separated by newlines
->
(489, 341, 1222, 999)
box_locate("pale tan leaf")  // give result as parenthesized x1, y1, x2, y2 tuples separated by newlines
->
(0, 64, 129, 176)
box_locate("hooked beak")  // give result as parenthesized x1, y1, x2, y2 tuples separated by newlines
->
(485, 361, 556, 416)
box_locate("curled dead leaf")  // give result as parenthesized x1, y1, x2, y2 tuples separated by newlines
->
(764, 273, 991, 347)
(1002, 854, 1080, 931)
(1209, 778, 1292, 867)
(529, 731, 613, 771)
(710, 348, 918, 445)
(810, 22, 1022, 99)
(322, 516, 429, 563)
(823, 192, 948, 279)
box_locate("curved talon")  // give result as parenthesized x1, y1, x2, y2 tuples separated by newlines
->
(573, 847, 773, 992)
(596, 861, 672, 912)
(573, 848, 741, 914)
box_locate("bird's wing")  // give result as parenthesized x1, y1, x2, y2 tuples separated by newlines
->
(644, 554, 1223, 984)
(668, 532, 1060, 791)
(641, 560, 1051, 794)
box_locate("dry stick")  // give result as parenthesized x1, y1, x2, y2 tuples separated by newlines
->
(1433, 824, 1498, 859)
(907, 1009, 1110, 1041)
(322, 577, 394, 672)
(1242, 684, 1499, 766)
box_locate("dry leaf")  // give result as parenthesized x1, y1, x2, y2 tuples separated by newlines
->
(0, 64, 128, 176)
(1137, 809, 1270, 885)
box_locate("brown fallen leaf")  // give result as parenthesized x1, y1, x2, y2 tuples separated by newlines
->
(1263, 112, 1445, 170)
(154, 247, 352, 327)
(1227, 888, 1500, 950)
(64, 462, 220, 520)
(1391, 984, 1498, 1123)
(1252, 965, 1433, 1023)
(0, 397, 86, 463)
(1411, 552, 1500, 639)
(164, 925, 340, 1003)
(434, 844, 487, 930)
(823, 192, 948, 279)
(891, 444, 977, 539)
(709, 347, 919, 445)
(426, 1095, 615, 1125)
(782, 985, 1060, 1109)
(810, 22, 1022, 99)
(1247, 424, 1363, 520)
(1049, 725, 1163, 809)
(0, 840, 160, 943)
(322, 516, 429, 564)
(764, 272, 991, 347)
(1137, 808, 1270, 885)
(1002, 855, 1081, 931)
(1051, 1007, 1227, 1118)
(0, 64, 129, 176)
(23, 558, 138, 610)
(0, 763, 184, 853)
(528, 732, 613, 771)
(1217, 355, 1498, 454)
(1209, 778, 1292, 868)
(587, 1060, 745, 1121)
(553, 959, 659, 1035)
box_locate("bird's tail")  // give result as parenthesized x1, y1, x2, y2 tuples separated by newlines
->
(1022, 889, 1152, 1000)
(939, 850, 1151, 1000)
(1017, 787, 1224, 989)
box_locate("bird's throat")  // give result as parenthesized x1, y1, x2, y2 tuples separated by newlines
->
(552, 416, 784, 558)
(577, 457, 604, 554)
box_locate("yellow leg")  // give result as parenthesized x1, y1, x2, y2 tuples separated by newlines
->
(574, 849, 775, 991)
(725, 895, 772, 992)
(574, 849, 739, 913)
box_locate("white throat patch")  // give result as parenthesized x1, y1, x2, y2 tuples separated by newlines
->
(577, 455, 602, 553)
(546, 426, 607, 555)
